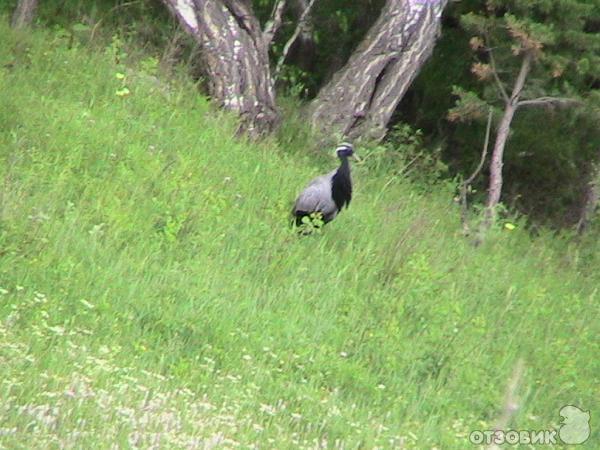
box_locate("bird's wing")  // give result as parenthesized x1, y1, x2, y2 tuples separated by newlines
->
(307, 171, 335, 187)
(294, 175, 337, 218)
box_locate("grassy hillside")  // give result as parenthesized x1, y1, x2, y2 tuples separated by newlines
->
(1, 22, 598, 449)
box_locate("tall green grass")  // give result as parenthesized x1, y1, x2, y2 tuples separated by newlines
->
(1, 22, 598, 448)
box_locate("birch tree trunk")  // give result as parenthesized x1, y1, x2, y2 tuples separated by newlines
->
(286, 0, 317, 72)
(310, 0, 448, 141)
(162, 0, 278, 136)
(11, 0, 38, 29)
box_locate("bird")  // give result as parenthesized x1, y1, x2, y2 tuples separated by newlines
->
(292, 142, 354, 227)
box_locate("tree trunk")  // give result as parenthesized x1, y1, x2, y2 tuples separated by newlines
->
(576, 149, 600, 234)
(11, 0, 38, 29)
(286, 0, 317, 73)
(310, 0, 448, 141)
(485, 105, 516, 223)
(484, 51, 533, 226)
(162, 0, 278, 137)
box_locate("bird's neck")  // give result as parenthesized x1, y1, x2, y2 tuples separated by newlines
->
(331, 157, 352, 211)
(338, 156, 350, 175)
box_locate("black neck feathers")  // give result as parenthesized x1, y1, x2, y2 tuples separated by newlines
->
(331, 157, 352, 211)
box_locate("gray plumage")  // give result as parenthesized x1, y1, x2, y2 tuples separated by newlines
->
(294, 169, 340, 222)
(293, 143, 354, 226)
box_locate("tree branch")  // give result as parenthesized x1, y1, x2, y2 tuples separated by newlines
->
(486, 45, 510, 104)
(517, 96, 582, 109)
(482, 30, 509, 104)
(510, 51, 533, 102)
(273, 0, 318, 82)
(460, 108, 493, 235)
(263, 0, 287, 47)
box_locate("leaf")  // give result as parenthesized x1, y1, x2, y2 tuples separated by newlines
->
(115, 87, 130, 97)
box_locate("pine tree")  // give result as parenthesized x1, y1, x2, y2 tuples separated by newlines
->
(449, 0, 600, 228)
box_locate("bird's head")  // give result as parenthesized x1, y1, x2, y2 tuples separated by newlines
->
(336, 142, 354, 159)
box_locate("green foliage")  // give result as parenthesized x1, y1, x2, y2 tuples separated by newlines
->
(360, 124, 448, 191)
(254, 0, 385, 96)
(1, 9, 599, 450)
(298, 212, 325, 235)
(275, 62, 312, 98)
(442, 0, 600, 225)
(447, 86, 489, 123)
(504, 13, 556, 48)
(462, 0, 598, 100)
